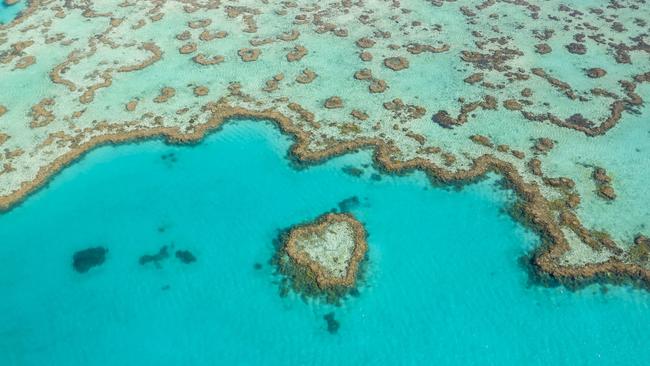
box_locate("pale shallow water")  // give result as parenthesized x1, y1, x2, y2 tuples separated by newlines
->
(0, 120, 649, 365)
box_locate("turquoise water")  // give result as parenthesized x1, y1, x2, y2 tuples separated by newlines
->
(1, 120, 649, 365)
(0, 1, 26, 24)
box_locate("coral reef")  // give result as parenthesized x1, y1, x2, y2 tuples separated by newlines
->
(139, 245, 169, 268)
(72, 246, 107, 273)
(175, 249, 196, 264)
(274, 213, 367, 302)
(0, 0, 649, 291)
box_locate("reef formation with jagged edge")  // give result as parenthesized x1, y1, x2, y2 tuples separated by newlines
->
(0, 1, 649, 288)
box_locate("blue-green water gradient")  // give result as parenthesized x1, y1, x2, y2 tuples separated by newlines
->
(0, 1, 27, 24)
(0, 120, 648, 365)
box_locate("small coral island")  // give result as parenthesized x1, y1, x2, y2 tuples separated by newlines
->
(274, 213, 368, 303)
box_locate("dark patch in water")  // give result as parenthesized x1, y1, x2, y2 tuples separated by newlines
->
(337, 196, 360, 212)
(161, 152, 178, 168)
(370, 173, 382, 181)
(323, 312, 340, 334)
(161, 152, 177, 162)
(254, 262, 263, 270)
(139, 245, 169, 268)
(175, 249, 196, 264)
(278, 278, 290, 297)
(161, 285, 171, 291)
(72, 246, 107, 273)
(342, 165, 364, 177)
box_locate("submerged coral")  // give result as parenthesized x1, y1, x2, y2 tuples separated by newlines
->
(72, 246, 107, 273)
(139, 245, 169, 268)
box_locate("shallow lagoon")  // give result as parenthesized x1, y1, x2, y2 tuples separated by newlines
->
(1, 120, 649, 365)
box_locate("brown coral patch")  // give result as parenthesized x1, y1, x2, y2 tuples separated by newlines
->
(566, 42, 587, 55)
(286, 45, 308, 62)
(296, 69, 317, 84)
(192, 54, 224, 66)
(354, 68, 373, 80)
(598, 185, 616, 200)
(351, 110, 368, 121)
(629, 236, 650, 263)
(193, 86, 209, 97)
(355, 37, 375, 48)
(369, 79, 388, 93)
(125, 100, 138, 112)
(406, 132, 426, 145)
(79, 70, 112, 104)
(188, 19, 211, 29)
(586, 68, 606, 78)
(533, 138, 554, 154)
(592, 167, 615, 201)
(287, 102, 316, 127)
(359, 51, 373, 61)
(496, 144, 510, 153)
(406, 43, 450, 54)
(460, 48, 522, 71)
(511, 150, 525, 159)
(278, 30, 300, 41)
(179, 43, 197, 54)
(153, 87, 175, 103)
(383, 98, 426, 121)
(470, 134, 493, 148)
(432, 95, 497, 128)
(543, 177, 575, 190)
(176, 31, 191, 41)
(383, 56, 410, 71)
(528, 158, 542, 176)
(14, 55, 35, 69)
(199, 30, 228, 42)
(29, 98, 55, 128)
(503, 99, 522, 110)
(592, 167, 611, 185)
(535, 43, 552, 54)
(324, 96, 344, 109)
(464, 73, 483, 84)
(238, 48, 260, 62)
(250, 38, 274, 46)
(262, 76, 281, 93)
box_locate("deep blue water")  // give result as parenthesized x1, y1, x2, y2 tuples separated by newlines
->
(1, 120, 649, 365)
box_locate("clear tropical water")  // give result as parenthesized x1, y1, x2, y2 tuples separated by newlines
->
(0, 120, 649, 365)
(0, 1, 26, 24)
